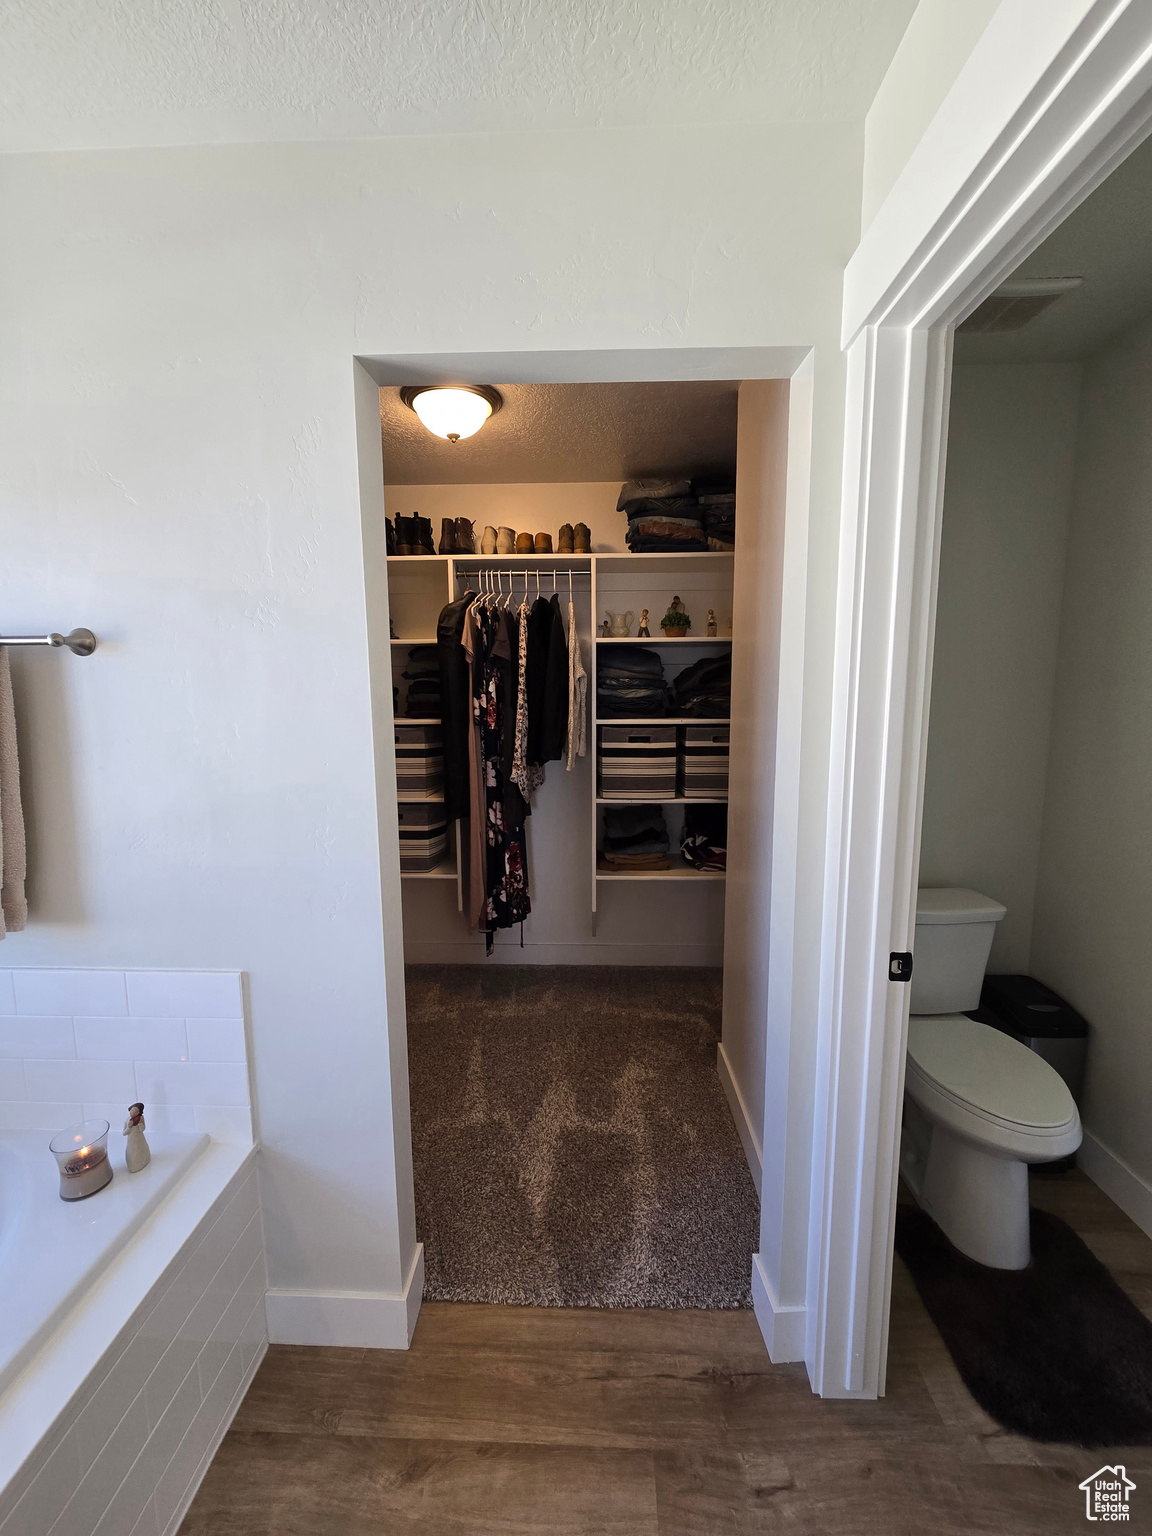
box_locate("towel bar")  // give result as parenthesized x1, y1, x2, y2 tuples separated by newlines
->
(0, 629, 97, 656)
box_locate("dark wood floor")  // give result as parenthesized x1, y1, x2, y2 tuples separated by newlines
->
(181, 1170, 1152, 1534)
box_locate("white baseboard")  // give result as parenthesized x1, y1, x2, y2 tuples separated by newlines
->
(751, 1253, 806, 1363)
(1078, 1129, 1152, 1240)
(402, 941, 724, 967)
(717, 1041, 763, 1196)
(265, 1243, 425, 1349)
(163, 1336, 269, 1536)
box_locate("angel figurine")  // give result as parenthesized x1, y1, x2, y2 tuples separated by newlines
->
(706, 609, 718, 637)
(637, 609, 651, 637)
(123, 1102, 151, 1173)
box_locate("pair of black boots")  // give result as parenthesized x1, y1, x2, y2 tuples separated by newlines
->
(389, 514, 435, 556)
(437, 518, 476, 554)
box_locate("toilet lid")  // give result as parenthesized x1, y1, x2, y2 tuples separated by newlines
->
(906, 1016, 1076, 1130)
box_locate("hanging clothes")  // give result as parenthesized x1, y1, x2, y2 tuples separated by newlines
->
(436, 589, 476, 821)
(524, 595, 553, 768)
(566, 597, 587, 770)
(541, 594, 569, 763)
(464, 599, 531, 952)
(511, 595, 544, 799)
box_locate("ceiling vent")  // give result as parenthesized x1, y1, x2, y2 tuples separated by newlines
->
(959, 277, 1084, 334)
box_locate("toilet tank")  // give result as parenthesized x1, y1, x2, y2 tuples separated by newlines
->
(911, 888, 1007, 1013)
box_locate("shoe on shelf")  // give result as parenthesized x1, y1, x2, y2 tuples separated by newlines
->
(481, 525, 498, 554)
(395, 515, 415, 555)
(413, 514, 436, 556)
(386, 517, 397, 556)
(557, 523, 574, 553)
(534, 532, 553, 554)
(438, 518, 457, 554)
(515, 531, 534, 554)
(573, 522, 591, 552)
(497, 527, 517, 554)
(455, 518, 476, 554)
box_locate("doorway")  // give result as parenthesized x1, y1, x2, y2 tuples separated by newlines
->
(354, 349, 815, 1342)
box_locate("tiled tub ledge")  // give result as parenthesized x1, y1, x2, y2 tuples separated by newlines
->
(0, 1141, 266, 1536)
(0, 968, 265, 1536)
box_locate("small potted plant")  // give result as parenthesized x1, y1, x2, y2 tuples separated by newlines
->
(660, 596, 691, 638)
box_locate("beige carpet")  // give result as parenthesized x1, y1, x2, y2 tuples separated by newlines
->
(406, 965, 759, 1309)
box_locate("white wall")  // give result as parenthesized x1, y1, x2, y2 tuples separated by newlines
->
(919, 363, 1080, 970)
(1031, 314, 1152, 1188)
(0, 122, 860, 1343)
(861, 0, 1002, 233)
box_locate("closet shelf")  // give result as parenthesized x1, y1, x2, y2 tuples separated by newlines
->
(596, 636, 731, 645)
(392, 637, 438, 646)
(594, 717, 730, 726)
(399, 716, 441, 725)
(400, 856, 457, 881)
(596, 867, 726, 882)
(397, 788, 445, 803)
(596, 796, 728, 806)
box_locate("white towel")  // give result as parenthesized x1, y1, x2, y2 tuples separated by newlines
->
(566, 599, 587, 770)
(0, 649, 27, 936)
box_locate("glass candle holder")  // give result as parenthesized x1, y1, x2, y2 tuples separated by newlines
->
(50, 1119, 114, 1201)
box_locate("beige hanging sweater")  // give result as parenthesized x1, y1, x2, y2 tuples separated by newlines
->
(0, 649, 27, 936)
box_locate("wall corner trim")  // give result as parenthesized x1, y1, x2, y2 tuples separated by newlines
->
(751, 1253, 806, 1364)
(265, 1243, 425, 1350)
(1077, 1130, 1152, 1241)
(717, 1041, 763, 1196)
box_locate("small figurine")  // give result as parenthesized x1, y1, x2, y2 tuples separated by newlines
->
(706, 609, 718, 637)
(389, 618, 397, 640)
(660, 596, 691, 638)
(123, 1102, 151, 1173)
(637, 609, 651, 637)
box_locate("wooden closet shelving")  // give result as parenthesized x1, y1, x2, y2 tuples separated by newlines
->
(386, 549, 735, 913)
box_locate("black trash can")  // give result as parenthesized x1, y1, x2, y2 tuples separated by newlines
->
(967, 973, 1089, 1103)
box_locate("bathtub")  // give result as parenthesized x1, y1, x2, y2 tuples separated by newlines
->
(0, 1129, 266, 1536)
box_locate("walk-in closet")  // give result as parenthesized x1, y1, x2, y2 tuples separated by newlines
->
(375, 375, 795, 1311)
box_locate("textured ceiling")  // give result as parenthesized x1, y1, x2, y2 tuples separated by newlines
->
(381, 380, 738, 484)
(956, 132, 1152, 362)
(0, 0, 918, 154)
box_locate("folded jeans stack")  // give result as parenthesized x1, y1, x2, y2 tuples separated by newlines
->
(671, 654, 731, 718)
(402, 644, 442, 718)
(681, 804, 727, 872)
(617, 479, 709, 553)
(597, 645, 668, 717)
(698, 491, 736, 551)
(599, 805, 672, 871)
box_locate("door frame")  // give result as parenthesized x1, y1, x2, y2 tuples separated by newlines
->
(811, 0, 1152, 1397)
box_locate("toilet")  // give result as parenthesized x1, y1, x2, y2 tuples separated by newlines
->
(900, 888, 1081, 1269)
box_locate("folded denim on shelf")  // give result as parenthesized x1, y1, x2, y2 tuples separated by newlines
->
(623, 497, 702, 519)
(627, 518, 705, 536)
(697, 492, 736, 508)
(598, 646, 666, 677)
(401, 645, 441, 679)
(616, 479, 692, 511)
(625, 538, 712, 554)
(673, 656, 731, 696)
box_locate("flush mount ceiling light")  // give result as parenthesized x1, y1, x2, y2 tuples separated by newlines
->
(400, 384, 503, 443)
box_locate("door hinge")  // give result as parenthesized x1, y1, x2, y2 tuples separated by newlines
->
(889, 952, 914, 983)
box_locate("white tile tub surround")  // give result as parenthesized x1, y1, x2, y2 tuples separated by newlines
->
(0, 1150, 266, 1536)
(0, 970, 252, 1142)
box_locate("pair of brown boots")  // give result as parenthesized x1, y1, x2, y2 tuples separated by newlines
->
(514, 532, 556, 554)
(558, 523, 591, 553)
(437, 518, 476, 554)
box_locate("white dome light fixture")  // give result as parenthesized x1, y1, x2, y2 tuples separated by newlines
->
(400, 384, 503, 444)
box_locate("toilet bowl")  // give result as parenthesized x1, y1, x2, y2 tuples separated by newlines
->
(901, 888, 1082, 1268)
(902, 1015, 1081, 1267)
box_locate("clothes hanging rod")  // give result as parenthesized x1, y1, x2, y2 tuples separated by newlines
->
(453, 568, 591, 579)
(0, 629, 97, 656)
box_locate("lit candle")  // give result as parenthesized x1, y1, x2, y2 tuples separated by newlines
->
(50, 1120, 114, 1201)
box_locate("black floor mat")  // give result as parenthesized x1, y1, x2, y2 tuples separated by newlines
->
(895, 1206, 1152, 1446)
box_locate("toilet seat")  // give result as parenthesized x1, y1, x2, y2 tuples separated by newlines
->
(906, 1016, 1081, 1161)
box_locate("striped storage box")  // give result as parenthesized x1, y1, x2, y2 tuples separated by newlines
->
(397, 802, 449, 872)
(681, 725, 730, 798)
(395, 723, 444, 795)
(598, 725, 677, 800)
